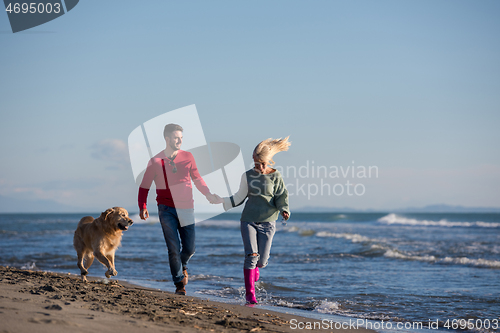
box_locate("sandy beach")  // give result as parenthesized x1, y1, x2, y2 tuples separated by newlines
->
(0, 266, 374, 333)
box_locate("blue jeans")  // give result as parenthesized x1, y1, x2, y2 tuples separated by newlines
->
(240, 221, 276, 269)
(158, 204, 195, 284)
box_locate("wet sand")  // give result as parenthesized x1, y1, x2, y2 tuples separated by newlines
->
(0, 266, 374, 333)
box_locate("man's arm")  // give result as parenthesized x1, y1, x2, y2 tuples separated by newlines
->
(138, 158, 156, 220)
(188, 153, 213, 201)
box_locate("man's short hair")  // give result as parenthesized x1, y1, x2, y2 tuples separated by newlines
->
(163, 123, 183, 138)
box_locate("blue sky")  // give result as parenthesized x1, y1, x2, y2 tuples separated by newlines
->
(1, 0, 499, 212)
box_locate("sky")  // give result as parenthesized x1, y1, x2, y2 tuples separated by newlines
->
(1, 0, 499, 212)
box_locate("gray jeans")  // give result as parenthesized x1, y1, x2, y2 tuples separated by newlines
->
(240, 221, 276, 269)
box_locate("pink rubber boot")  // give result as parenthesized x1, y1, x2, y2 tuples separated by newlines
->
(244, 269, 257, 304)
(254, 266, 260, 282)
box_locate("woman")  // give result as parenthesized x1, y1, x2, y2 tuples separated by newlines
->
(215, 137, 291, 304)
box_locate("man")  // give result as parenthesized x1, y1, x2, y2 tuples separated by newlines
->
(139, 123, 218, 295)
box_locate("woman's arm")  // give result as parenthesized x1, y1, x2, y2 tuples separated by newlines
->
(222, 173, 248, 211)
(274, 174, 290, 219)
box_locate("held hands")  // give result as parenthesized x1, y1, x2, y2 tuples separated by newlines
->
(213, 194, 224, 204)
(205, 193, 224, 204)
(281, 211, 290, 221)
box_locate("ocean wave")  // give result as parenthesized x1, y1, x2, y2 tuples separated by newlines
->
(316, 231, 374, 243)
(273, 297, 343, 313)
(196, 285, 271, 304)
(299, 229, 316, 236)
(0, 230, 74, 240)
(275, 299, 296, 308)
(0, 229, 18, 235)
(315, 228, 500, 269)
(382, 249, 500, 268)
(383, 249, 437, 262)
(440, 257, 500, 268)
(195, 287, 242, 298)
(194, 287, 237, 298)
(21, 261, 37, 270)
(314, 299, 341, 314)
(378, 214, 500, 228)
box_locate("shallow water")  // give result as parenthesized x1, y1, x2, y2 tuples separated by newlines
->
(1, 212, 499, 332)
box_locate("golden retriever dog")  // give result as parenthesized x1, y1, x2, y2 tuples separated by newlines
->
(73, 207, 133, 282)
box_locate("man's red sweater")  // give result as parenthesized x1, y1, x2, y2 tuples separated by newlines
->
(138, 150, 210, 210)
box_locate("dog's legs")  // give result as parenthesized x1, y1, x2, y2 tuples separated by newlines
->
(77, 252, 89, 282)
(94, 251, 117, 278)
(84, 254, 94, 270)
(106, 252, 116, 276)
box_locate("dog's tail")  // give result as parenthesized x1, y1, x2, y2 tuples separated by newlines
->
(74, 216, 94, 251)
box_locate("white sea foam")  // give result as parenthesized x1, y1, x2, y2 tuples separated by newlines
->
(190, 274, 233, 282)
(21, 261, 37, 270)
(299, 229, 316, 236)
(440, 256, 500, 268)
(276, 299, 296, 307)
(316, 231, 372, 243)
(314, 299, 341, 314)
(378, 213, 500, 228)
(383, 249, 437, 262)
(382, 249, 500, 268)
(316, 227, 500, 269)
(195, 286, 243, 298)
(283, 225, 317, 236)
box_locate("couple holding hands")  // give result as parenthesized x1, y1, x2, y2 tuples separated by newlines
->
(138, 123, 290, 304)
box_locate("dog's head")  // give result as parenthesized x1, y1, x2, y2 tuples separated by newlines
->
(100, 207, 134, 231)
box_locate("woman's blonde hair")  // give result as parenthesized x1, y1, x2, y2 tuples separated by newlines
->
(253, 136, 291, 166)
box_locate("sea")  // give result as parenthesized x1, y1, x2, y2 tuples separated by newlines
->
(1, 211, 499, 333)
